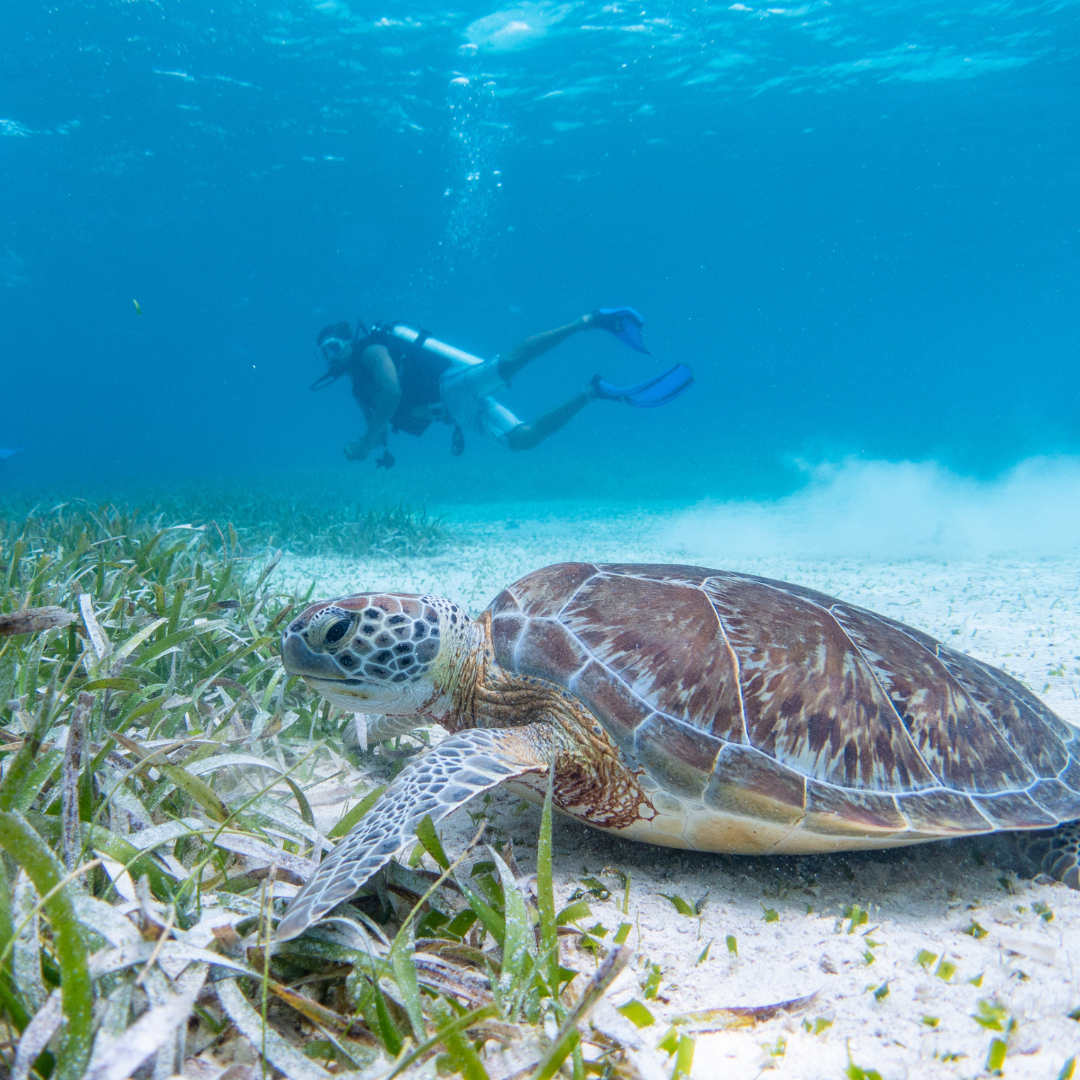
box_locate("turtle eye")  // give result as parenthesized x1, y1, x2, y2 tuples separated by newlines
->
(323, 617, 352, 647)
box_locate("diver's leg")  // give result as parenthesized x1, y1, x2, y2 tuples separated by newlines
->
(1015, 820, 1080, 888)
(497, 314, 600, 383)
(504, 389, 593, 451)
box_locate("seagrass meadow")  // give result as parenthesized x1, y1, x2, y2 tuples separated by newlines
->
(3, 499, 1080, 1080)
(0, 501, 685, 1080)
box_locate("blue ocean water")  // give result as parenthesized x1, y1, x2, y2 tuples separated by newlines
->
(2, 0, 1078, 511)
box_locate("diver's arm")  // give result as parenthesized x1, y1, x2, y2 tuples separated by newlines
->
(345, 345, 401, 462)
(497, 314, 600, 382)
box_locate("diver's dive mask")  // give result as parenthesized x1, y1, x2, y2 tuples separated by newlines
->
(311, 337, 352, 391)
(320, 337, 350, 365)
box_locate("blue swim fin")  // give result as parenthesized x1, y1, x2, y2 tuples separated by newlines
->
(590, 364, 693, 407)
(595, 307, 649, 353)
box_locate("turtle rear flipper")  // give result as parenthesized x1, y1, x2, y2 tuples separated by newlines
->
(1015, 819, 1080, 889)
(276, 724, 554, 941)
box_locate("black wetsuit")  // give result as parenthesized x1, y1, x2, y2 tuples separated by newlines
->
(349, 327, 451, 436)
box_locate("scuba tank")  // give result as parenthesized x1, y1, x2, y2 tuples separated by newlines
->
(380, 324, 485, 368)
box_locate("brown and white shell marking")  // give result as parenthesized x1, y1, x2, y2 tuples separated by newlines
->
(276, 562, 1080, 940)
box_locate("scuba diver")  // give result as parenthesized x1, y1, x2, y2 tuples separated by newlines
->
(312, 309, 693, 466)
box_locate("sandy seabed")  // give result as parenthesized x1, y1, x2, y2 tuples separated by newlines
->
(278, 504, 1080, 1080)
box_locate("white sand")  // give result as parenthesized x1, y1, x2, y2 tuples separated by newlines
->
(277, 504, 1080, 1080)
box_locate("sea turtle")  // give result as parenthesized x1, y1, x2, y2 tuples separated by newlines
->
(276, 562, 1080, 940)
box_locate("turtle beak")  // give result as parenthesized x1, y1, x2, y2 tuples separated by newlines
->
(281, 630, 343, 681)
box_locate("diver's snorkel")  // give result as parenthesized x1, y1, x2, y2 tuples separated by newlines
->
(309, 369, 342, 391)
(310, 316, 367, 391)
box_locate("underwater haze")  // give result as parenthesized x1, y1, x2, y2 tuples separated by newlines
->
(2, 0, 1080, 537)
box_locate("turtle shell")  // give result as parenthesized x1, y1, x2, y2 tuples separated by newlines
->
(488, 563, 1080, 843)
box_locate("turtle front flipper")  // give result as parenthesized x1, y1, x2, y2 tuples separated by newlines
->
(276, 724, 555, 941)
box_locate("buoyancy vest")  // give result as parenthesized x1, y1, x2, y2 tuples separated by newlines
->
(349, 324, 486, 437)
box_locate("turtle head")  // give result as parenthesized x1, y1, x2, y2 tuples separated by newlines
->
(281, 592, 475, 718)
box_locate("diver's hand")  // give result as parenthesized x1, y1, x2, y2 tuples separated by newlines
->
(344, 438, 371, 462)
